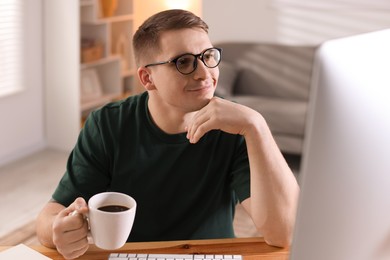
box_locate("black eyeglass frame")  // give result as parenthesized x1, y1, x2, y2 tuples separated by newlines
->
(144, 47, 222, 75)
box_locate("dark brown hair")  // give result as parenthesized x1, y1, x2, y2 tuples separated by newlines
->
(132, 9, 209, 66)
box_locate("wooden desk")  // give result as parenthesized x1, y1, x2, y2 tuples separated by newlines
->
(1, 237, 289, 260)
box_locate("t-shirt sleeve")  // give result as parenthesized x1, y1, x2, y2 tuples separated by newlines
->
(52, 111, 112, 206)
(230, 136, 250, 203)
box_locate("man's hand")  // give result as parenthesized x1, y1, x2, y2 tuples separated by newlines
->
(52, 198, 89, 259)
(186, 97, 260, 143)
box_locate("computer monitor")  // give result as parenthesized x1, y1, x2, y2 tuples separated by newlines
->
(290, 29, 390, 260)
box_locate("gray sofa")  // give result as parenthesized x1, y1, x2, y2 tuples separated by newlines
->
(215, 42, 317, 155)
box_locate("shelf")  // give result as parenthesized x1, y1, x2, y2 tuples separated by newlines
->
(79, 0, 134, 122)
(82, 14, 134, 25)
(81, 93, 119, 112)
(81, 55, 121, 69)
(121, 69, 136, 77)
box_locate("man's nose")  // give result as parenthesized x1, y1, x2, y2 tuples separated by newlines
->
(193, 58, 210, 79)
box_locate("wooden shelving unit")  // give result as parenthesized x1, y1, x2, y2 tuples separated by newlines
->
(79, 0, 135, 118)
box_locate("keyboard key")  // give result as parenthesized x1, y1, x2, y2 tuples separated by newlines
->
(107, 253, 243, 260)
(148, 254, 194, 259)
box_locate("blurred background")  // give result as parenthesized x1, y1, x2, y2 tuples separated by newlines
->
(1, 0, 389, 166)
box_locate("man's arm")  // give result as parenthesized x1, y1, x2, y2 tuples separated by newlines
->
(238, 117, 299, 246)
(36, 198, 90, 259)
(186, 97, 300, 247)
(36, 201, 65, 248)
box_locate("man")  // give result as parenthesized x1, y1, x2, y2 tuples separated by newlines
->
(36, 9, 299, 259)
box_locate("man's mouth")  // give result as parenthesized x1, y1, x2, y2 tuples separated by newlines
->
(187, 85, 213, 92)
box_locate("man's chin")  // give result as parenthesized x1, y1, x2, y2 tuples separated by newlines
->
(183, 100, 207, 113)
(183, 89, 215, 111)
(196, 95, 214, 110)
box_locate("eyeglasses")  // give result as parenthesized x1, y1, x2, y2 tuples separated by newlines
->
(144, 47, 222, 75)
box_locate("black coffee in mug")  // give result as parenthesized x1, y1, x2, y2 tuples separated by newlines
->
(98, 205, 130, 212)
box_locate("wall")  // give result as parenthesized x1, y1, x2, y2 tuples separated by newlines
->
(203, 0, 277, 44)
(44, 0, 80, 152)
(0, 1, 45, 167)
(134, 0, 202, 30)
(203, 0, 390, 45)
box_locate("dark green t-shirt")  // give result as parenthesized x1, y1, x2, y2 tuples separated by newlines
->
(53, 92, 250, 242)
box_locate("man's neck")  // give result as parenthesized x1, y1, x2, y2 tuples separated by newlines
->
(147, 94, 196, 135)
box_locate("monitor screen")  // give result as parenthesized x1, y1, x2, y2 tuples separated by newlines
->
(290, 29, 390, 260)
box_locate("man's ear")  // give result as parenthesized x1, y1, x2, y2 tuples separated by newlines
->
(137, 67, 156, 91)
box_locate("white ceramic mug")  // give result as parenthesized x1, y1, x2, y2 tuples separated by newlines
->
(88, 192, 137, 250)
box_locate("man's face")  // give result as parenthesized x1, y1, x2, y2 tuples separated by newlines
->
(146, 28, 219, 113)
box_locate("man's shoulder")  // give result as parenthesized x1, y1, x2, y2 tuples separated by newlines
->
(92, 91, 147, 118)
(104, 91, 146, 110)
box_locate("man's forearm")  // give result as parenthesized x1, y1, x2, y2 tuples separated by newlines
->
(36, 202, 65, 248)
(243, 118, 300, 247)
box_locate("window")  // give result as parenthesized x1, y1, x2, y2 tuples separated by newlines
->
(0, 0, 24, 97)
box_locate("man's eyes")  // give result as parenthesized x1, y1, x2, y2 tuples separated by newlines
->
(203, 53, 214, 61)
(176, 56, 193, 65)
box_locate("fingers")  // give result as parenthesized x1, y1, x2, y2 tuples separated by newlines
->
(53, 223, 89, 259)
(53, 197, 90, 259)
(61, 197, 89, 217)
(186, 97, 259, 143)
(57, 236, 89, 259)
(53, 213, 89, 240)
(186, 112, 212, 143)
(186, 98, 224, 143)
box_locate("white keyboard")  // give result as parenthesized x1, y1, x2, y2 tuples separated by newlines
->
(108, 253, 242, 260)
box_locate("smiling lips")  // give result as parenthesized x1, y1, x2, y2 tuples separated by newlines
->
(187, 84, 213, 92)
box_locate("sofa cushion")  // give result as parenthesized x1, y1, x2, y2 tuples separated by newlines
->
(215, 61, 239, 97)
(232, 95, 307, 136)
(217, 43, 316, 100)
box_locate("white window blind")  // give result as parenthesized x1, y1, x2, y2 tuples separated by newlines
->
(0, 0, 24, 97)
